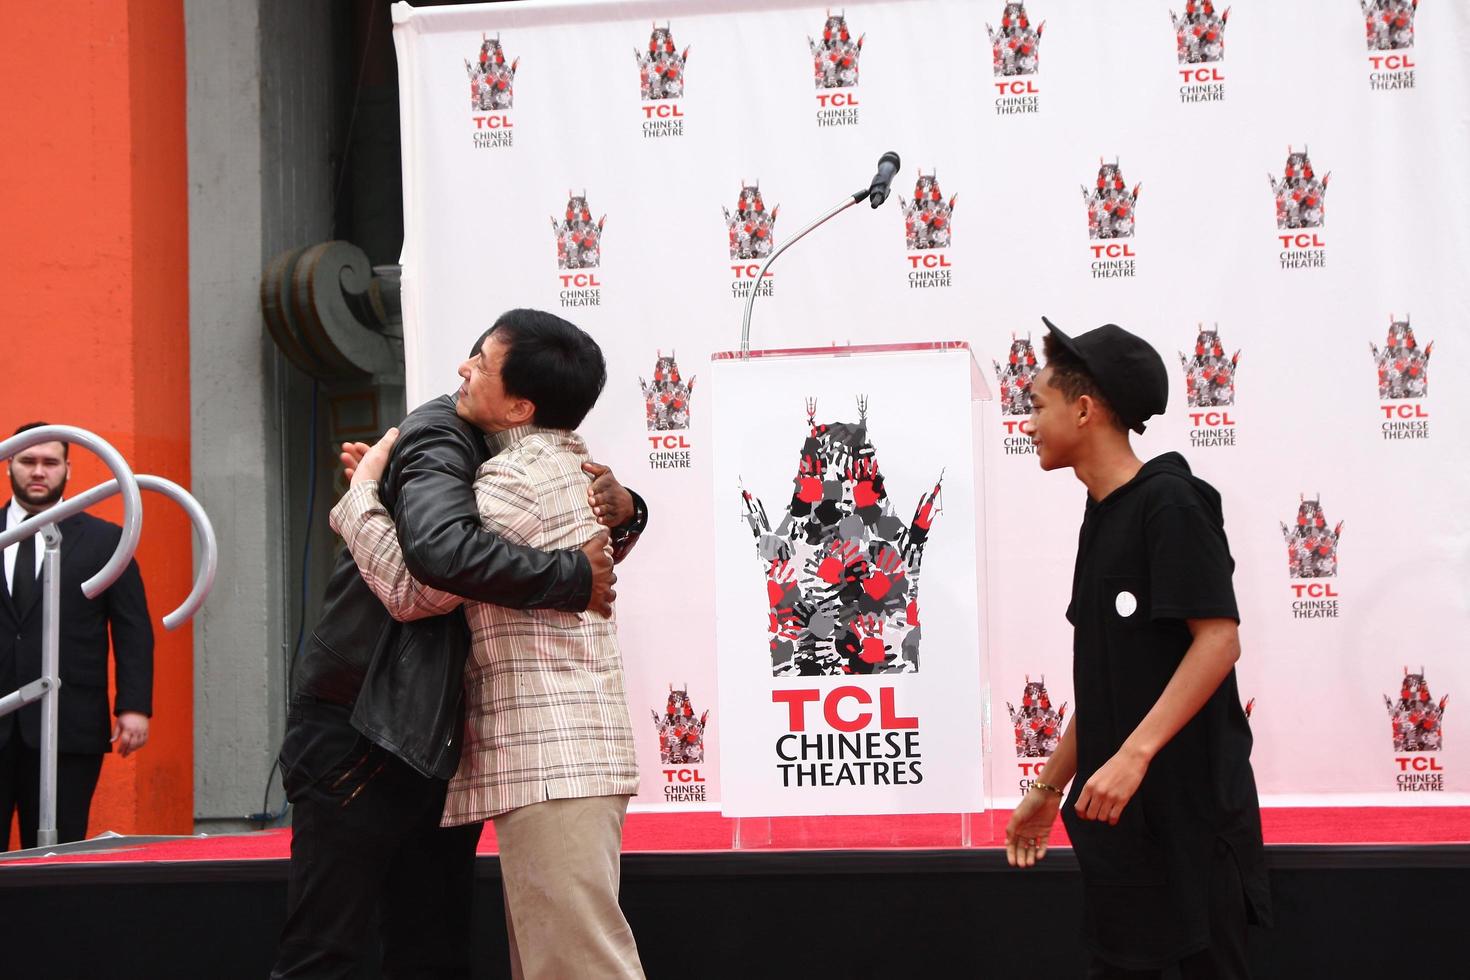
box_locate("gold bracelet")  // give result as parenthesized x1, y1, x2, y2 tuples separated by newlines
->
(1032, 779, 1064, 797)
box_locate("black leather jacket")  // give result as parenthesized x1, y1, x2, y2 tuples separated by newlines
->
(288, 395, 644, 780)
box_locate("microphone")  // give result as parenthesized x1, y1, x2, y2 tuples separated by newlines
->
(864, 151, 902, 209)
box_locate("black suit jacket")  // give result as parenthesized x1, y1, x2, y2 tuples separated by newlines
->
(0, 506, 154, 754)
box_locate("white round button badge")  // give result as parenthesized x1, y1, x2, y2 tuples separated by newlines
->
(1115, 591, 1138, 617)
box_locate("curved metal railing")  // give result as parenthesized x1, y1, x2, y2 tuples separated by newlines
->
(0, 426, 216, 847)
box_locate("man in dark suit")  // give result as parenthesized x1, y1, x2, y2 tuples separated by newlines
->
(0, 422, 153, 850)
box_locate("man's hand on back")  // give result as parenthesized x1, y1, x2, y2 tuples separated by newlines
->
(350, 429, 399, 486)
(582, 461, 634, 527)
(580, 531, 617, 617)
(341, 440, 371, 481)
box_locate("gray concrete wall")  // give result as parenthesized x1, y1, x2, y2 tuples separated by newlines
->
(186, 0, 341, 830)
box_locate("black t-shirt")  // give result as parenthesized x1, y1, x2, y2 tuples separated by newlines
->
(1060, 453, 1270, 968)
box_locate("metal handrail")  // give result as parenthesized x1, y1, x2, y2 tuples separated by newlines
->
(0, 427, 216, 847)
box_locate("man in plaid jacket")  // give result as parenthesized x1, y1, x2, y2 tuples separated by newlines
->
(333, 309, 644, 979)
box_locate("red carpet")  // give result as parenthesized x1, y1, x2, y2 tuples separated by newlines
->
(3, 806, 1464, 867)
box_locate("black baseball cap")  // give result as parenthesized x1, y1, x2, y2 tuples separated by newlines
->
(1041, 317, 1168, 434)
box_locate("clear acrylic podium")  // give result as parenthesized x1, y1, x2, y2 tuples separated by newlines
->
(709, 341, 995, 849)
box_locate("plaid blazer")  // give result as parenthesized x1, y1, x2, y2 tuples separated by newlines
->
(331, 425, 638, 823)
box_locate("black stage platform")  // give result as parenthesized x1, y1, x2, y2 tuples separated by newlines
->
(2, 842, 1467, 977)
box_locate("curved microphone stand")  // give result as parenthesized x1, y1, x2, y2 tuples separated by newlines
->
(739, 152, 902, 355)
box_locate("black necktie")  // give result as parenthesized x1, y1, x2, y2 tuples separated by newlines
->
(12, 528, 35, 612)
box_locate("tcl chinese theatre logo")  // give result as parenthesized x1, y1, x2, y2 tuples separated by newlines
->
(1179, 324, 1238, 448)
(653, 685, 709, 803)
(993, 334, 1039, 456)
(810, 12, 864, 126)
(636, 23, 688, 138)
(1281, 494, 1342, 619)
(553, 191, 605, 309)
(1386, 667, 1448, 793)
(1008, 675, 1067, 795)
(1083, 158, 1139, 278)
(901, 171, 957, 290)
(1171, 1, 1228, 103)
(466, 33, 517, 149)
(724, 181, 778, 299)
(1271, 146, 1330, 269)
(1372, 314, 1433, 441)
(1363, 0, 1418, 90)
(641, 351, 694, 470)
(988, 3, 1044, 114)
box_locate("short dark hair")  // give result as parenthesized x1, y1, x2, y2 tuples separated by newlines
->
(12, 422, 69, 458)
(489, 309, 607, 430)
(1040, 335, 1125, 432)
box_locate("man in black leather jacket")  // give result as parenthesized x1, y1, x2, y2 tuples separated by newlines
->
(270, 373, 646, 978)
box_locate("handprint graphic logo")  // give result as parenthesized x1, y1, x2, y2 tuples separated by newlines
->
(1371, 314, 1433, 400)
(1008, 676, 1067, 758)
(810, 12, 864, 89)
(1270, 146, 1330, 230)
(739, 397, 942, 677)
(1363, 0, 1417, 51)
(1170, 1, 1229, 64)
(901, 171, 957, 251)
(1386, 667, 1448, 752)
(1180, 325, 1239, 408)
(987, 3, 1045, 77)
(725, 182, 779, 261)
(553, 191, 605, 270)
(1083, 158, 1140, 240)
(640, 351, 695, 431)
(994, 333, 1040, 416)
(637, 23, 689, 101)
(466, 33, 518, 111)
(652, 685, 709, 765)
(1281, 494, 1343, 579)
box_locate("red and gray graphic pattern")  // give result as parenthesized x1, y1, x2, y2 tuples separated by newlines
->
(994, 334, 1041, 416)
(1270, 146, 1330, 229)
(901, 171, 957, 251)
(1386, 667, 1447, 752)
(467, 33, 518, 110)
(741, 398, 942, 676)
(553, 191, 605, 270)
(637, 23, 689, 101)
(1364, 0, 1417, 51)
(1372, 315, 1432, 399)
(641, 351, 695, 431)
(810, 13, 864, 89)
(1180, 325, 1239, 408)
(1008, 676, 1067, 757)
(653, 685, 709, 765)
(988, 4, 1044, 77)
(1084, 159, 1140, 240)
(1171, 1, 1229, 64)
(1282, 495, 1343, 579)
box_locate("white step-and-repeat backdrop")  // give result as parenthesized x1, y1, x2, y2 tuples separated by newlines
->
(393, 0, 1469, 810)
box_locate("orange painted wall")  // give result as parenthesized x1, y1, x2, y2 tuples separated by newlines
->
(0, 1, 191, 842)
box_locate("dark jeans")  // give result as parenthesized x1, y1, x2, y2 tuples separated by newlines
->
(0, 736, 104, 850)
(270, 703, 484, 980)
(1087, 841, 1250, 979)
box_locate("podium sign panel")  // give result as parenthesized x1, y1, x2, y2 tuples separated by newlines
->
(711, 344, 991, 817)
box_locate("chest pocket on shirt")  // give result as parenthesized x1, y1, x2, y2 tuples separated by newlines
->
(1102, 574, 1149, 630)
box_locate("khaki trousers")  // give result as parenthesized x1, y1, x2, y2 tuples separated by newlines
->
(493, 794, 644, 980)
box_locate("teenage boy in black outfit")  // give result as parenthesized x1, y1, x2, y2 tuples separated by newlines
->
(1005, 318, 1270, 978)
